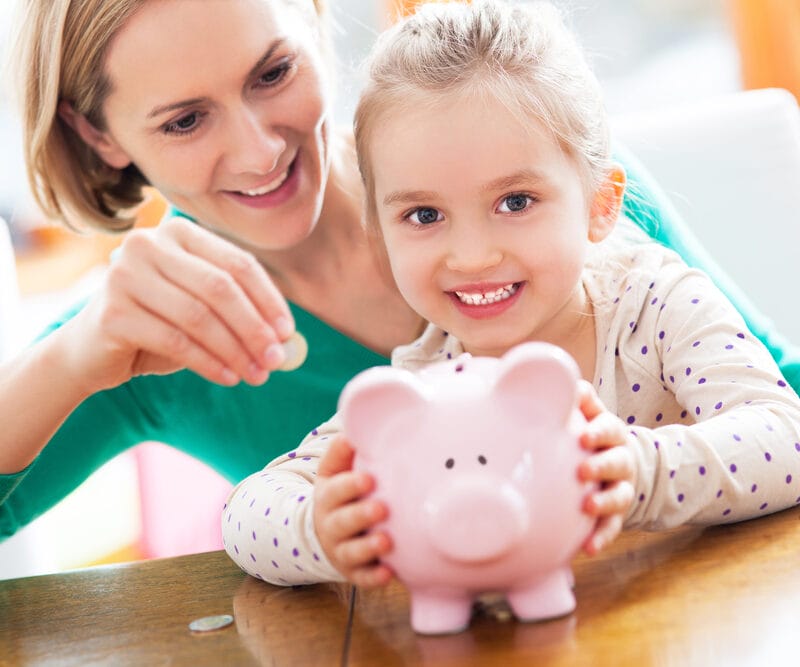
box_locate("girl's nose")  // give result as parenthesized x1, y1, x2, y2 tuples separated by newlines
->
(445, 225, 503, 274)
(226, 108, 286, 175)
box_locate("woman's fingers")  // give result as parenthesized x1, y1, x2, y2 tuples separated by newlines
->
(170, 218, 295, 338)
(99, 291, 241, 386)
(154, 247, 284, 370)
(118, 261, 267, 384)
(103, 218, 296, 384)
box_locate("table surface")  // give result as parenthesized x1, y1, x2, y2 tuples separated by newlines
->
(3, 506, 800, 666)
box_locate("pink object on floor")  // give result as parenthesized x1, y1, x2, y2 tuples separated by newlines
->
(134, 442, 232, 559)
(341, 342, 596, 635)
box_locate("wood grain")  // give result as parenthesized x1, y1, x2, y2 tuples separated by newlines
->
(4, 507, 800, 666)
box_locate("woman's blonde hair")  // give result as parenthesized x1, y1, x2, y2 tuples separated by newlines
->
(10, 0, 328, 232)
(354, 0, 611, 230)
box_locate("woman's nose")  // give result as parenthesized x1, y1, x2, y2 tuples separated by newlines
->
(445, 224, 503, 274)
(225, 108, 286, 175)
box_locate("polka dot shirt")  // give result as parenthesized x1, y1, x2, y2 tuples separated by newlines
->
(222, 244, 800, 584)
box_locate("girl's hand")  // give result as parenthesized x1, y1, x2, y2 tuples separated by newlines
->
(575, 380, 636, 556)
(66, 217, 294, 393)
(313, 435, 394, 588)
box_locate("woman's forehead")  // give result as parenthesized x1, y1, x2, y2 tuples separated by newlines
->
(103, 0, 313, 100)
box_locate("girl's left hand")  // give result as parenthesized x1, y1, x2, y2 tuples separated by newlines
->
(575, 380, 636, 556)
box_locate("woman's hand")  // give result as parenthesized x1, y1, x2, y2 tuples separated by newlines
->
(68, 217, 294, 393)
(575, 380, 636, 556)
(313, 436, 394, 588)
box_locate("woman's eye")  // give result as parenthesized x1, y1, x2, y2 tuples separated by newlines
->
(407, 207, 442, 225)
(259, 62, 291, 87)
(163, 112, 201, 136)
(498, 194, 533, 213)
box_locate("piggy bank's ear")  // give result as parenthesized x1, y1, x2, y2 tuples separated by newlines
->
(493, 342, 579, 426)
(338, 367, 428, 458)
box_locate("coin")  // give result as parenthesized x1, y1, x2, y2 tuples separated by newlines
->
(278, 331, 308, 371)
(188, 614, 234, 633)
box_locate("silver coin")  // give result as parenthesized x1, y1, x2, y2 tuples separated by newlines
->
(278, 331, 308, 371)
(188, 614, 234, 633)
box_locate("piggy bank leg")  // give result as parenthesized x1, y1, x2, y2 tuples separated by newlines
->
(506, 567, 576, 622)
(409, 590, 473, 635)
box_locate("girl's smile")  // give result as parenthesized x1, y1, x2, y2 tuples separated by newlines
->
(448, 281, 524, 319)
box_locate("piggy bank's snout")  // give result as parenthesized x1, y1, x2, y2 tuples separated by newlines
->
(424, 477, 528, 563)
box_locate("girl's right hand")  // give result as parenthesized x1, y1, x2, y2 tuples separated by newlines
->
(67, 217, 294, 393)
(313, 435, 394, 588)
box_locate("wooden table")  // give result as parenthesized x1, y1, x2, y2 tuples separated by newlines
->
(3, 506, 800, 666)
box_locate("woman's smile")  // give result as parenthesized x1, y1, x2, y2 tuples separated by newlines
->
(224, 153, 302, 209)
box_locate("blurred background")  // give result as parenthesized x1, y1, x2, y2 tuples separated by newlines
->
(0, 0, 798, 579)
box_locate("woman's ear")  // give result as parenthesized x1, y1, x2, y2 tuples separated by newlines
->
(57, 100, 132, 170)
(588, 163, 626, 243)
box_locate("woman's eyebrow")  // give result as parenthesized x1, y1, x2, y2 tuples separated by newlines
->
(146, 39, 287, 120)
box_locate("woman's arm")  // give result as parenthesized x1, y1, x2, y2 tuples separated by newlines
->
(0, 218, 293, 474)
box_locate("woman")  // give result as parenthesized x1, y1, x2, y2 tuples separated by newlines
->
(0, 0, 794, 540)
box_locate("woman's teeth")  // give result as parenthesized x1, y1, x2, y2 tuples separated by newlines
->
(455, 283, 518, 306)
(240, 169, 289, 196)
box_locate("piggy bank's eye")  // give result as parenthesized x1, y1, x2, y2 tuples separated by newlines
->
(445, 458, 455, 469)
(478, 455, 487, 465)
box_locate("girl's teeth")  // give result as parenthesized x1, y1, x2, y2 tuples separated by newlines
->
(241, 169, 289, 196)
(455, 283, 518, 306)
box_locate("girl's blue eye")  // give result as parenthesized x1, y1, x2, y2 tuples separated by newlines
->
(499, 194, 532, 213)
(409, 207, 441, 225)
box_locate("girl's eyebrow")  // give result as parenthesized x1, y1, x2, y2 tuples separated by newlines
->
(145, 38, 287, 120)
(481, 169, 548, 192)
(383, 189, 438, 206)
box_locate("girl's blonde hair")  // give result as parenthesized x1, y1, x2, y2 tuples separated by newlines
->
(10, 0, 328, 232)
(354, 0, 611, 230)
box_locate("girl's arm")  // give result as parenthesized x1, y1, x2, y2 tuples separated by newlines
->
(222, 418, 346, 586)
(620, 259, 800, 530)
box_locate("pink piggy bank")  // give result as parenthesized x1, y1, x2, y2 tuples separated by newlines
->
(338, 341, 596, 635)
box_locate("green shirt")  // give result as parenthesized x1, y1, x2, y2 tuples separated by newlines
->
(3, 149, 799, 538)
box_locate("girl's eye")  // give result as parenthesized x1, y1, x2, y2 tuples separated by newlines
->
(258, 61, 292, 87)
(497, 194, 534, 213)
(407, 207, 443, 226)
(163, 112, 203, 136)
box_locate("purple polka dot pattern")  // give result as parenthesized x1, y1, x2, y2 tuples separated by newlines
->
(219, 249, 800, 587)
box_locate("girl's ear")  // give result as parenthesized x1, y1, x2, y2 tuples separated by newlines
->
(57, 100, 132, 170)
(588, 163, 626, 243)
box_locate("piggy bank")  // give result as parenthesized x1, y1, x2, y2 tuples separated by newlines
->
(338, 341, 595, 635)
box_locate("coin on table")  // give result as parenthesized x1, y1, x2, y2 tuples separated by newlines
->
(188, 614, 234, 633)
(278, 330, 308, 371)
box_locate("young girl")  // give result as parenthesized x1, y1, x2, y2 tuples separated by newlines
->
(223, 0, 800, 589)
